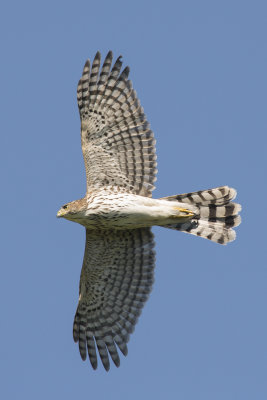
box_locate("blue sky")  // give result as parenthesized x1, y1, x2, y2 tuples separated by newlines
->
(1, 1, 266, 399)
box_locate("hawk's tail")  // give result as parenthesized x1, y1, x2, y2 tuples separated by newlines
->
(161, 186, 241, 244)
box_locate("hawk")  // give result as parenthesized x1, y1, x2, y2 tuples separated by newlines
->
(57, 51, 241, 371)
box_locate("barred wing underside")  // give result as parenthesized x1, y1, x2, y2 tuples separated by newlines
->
(77, 51, 157, 197)
(73, 228, 155, 371)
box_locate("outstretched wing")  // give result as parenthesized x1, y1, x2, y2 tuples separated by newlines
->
(77, 51, 157, 197)
(73, 228, 155, 371)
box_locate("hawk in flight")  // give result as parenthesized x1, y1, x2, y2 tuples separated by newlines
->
(57, 51, 241, 371)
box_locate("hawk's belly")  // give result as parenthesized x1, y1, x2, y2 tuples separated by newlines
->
(72, 196, 194, 229)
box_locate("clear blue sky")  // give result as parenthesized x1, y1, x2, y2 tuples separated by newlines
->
(1, 1, 266, 399)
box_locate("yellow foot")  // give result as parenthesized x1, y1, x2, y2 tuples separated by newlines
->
(173, 207, 195, 218)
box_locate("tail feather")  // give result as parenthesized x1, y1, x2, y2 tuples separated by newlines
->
(161, 186, 241, 245)
(161, 186, 237, 205)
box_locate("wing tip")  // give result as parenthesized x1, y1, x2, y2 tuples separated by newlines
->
(94, 51, 101, 60)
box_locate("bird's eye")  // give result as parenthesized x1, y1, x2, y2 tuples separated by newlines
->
(63, 205, 68, 210)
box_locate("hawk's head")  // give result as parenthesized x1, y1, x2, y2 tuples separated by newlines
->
(57, 198, 87, 221)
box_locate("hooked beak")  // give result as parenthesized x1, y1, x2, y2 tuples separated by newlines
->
(57, 209, 64, 218)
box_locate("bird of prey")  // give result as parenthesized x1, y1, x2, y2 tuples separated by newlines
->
(57, 51, 241, 371)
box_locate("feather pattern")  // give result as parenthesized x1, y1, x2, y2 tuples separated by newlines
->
(73, 228, 155, 371)
(77, 51, 157, 197)
(162, 186, 241, 244)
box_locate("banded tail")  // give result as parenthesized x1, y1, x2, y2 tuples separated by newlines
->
(161, 186, 241, 244)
